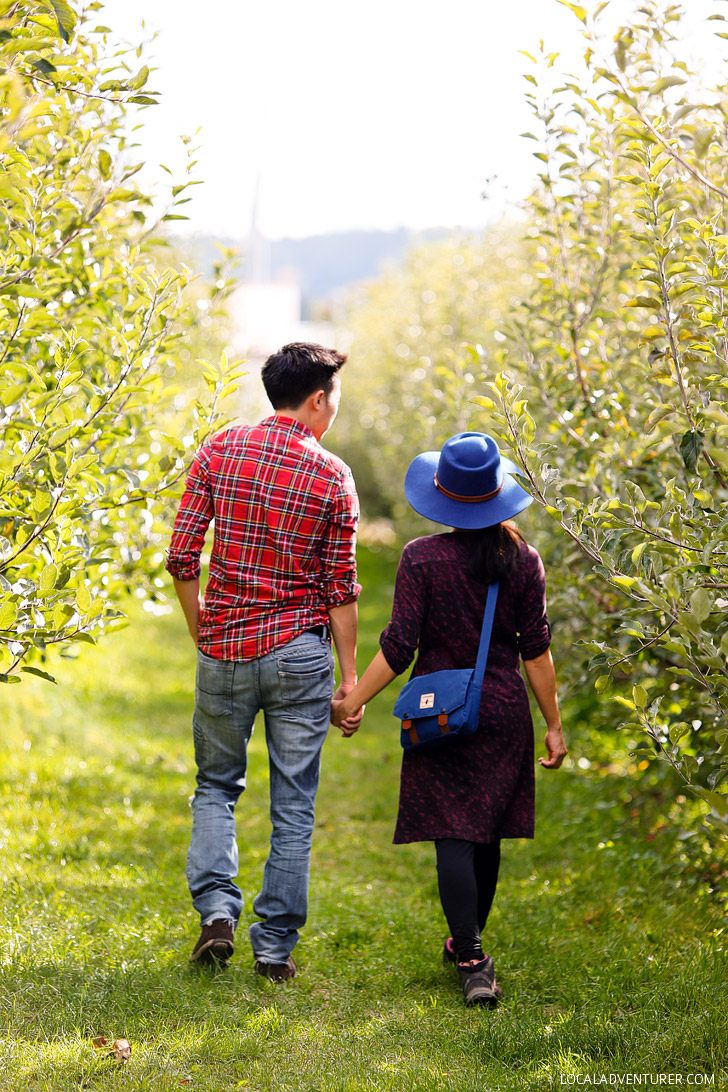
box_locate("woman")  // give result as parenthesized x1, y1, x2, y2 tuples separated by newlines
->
(331, 432, 568, 1007)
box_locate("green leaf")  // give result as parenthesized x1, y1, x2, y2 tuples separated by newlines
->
(645, 405, 674, 431)
(4, 36, 58, 53)
(649, 76, 687, 94)
(679, 429, 704, 474)
(0, 601, 17, 629)
(629, 296, 661, 310)
(681, 754, 699, 778)
(631, 542, 647, 567)
(693, 489, 713, 508)
(53, 602, 72, 628)
(40, 0, 77, 43)
(128, 65, 150, 90)
(38, 563, 58, 595)
(557, 0, 587, 20)
(594, 675, 611, 693)
(689, 587, 711, 624)
(21, 665, 57, 683)
(32, 492, 52, 518)
(672, 104, 695, 122)
(76, 585, 92, 613)
(633, 684, 648, 709)
(695, 788, 728, 818)
(669, 723, 689, 744)
(31, 57, 57, 75)
(98, 149, 112, 179)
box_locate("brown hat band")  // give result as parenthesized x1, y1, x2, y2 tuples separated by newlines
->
(433, 473, 504, 503)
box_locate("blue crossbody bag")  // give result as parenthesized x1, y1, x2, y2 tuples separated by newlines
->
(393, 581, 499, 752)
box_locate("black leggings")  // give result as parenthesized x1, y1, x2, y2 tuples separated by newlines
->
(435, 838, 501, 963)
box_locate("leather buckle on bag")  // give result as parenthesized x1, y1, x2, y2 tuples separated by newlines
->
(402, 719, 420, 745)
(438, 713, 449, 733)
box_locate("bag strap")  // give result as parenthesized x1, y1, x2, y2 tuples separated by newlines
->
(472, 580, 499, 692)
(405, 579, 500, 685)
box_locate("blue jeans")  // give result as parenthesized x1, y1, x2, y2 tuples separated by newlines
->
(186, 631, 334, 963)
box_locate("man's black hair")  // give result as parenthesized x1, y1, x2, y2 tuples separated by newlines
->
(261, 342, 347, 410)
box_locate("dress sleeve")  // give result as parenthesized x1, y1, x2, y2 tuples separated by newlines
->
(379, 545, 428, 675)
(516, 546, 552, 661)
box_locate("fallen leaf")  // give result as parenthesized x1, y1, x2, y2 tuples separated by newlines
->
(92, 1036, 108, 1049)
(111, 1038, 132, 1062)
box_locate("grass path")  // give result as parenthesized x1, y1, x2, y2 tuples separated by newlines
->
(0, 548, 725, 1091)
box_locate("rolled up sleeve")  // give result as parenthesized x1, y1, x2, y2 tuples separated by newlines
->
(517, 547, 552, 661)
(165, 445, 214, 581)
(319, 468, 361, 608)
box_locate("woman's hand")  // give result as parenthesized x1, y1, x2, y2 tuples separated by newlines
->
(329, 650, 396, 738)
(331, 697, 365, 736)
(539, 725, 568, 769)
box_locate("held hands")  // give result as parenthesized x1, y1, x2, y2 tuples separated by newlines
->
(331, 681, 365, 738)
(539, 725, 568, 770)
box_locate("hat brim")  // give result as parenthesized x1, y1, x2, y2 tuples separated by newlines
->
(404, 450, 533, 529)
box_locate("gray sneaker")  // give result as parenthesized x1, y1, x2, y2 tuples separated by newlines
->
(457, 955, 500, 1006)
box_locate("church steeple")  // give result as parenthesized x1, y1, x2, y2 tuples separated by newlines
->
(246, 174, 271, 282)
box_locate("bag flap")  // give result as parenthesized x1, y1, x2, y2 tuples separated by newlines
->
(393, 668, 473, 719)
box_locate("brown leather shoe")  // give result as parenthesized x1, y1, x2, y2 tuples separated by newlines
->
(189, 919, 235, 966)
(254, 956, 297, 982)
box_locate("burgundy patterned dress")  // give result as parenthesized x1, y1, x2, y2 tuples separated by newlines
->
(379, 531, 551, 844)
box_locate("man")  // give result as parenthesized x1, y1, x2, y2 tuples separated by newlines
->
(166, 342, 360, 981)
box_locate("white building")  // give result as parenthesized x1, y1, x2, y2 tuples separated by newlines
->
(228, 183, 334, 423)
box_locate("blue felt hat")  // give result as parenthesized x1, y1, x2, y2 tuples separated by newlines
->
(404, 432, 533, 530)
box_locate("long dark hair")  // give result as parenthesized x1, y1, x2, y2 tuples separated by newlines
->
(467, 521, 524, 584)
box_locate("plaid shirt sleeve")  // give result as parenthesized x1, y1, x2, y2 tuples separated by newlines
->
(165, 444, 214, 581)
(319, 465, 361, 608)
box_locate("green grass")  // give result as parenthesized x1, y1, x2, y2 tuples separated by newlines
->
(0, 547, 726, 1092)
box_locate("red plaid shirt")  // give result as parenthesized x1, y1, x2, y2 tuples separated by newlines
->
(166, 416, 361, 661)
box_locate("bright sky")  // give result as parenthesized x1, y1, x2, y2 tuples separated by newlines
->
(99, 0, 724, 240)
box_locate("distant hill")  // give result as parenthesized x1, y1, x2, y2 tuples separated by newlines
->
(177, 226, 467, 315)
(269, 228, 451, 310)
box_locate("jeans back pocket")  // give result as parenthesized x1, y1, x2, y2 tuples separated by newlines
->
(276, 642, 333, 704)
(195, 650, 234, 716)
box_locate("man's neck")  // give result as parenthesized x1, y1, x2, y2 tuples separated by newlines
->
(272, 411, 319, 440)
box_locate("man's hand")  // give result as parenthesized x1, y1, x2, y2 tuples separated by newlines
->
(332, 682, 364, 737)
(538, 725, 568, 769)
